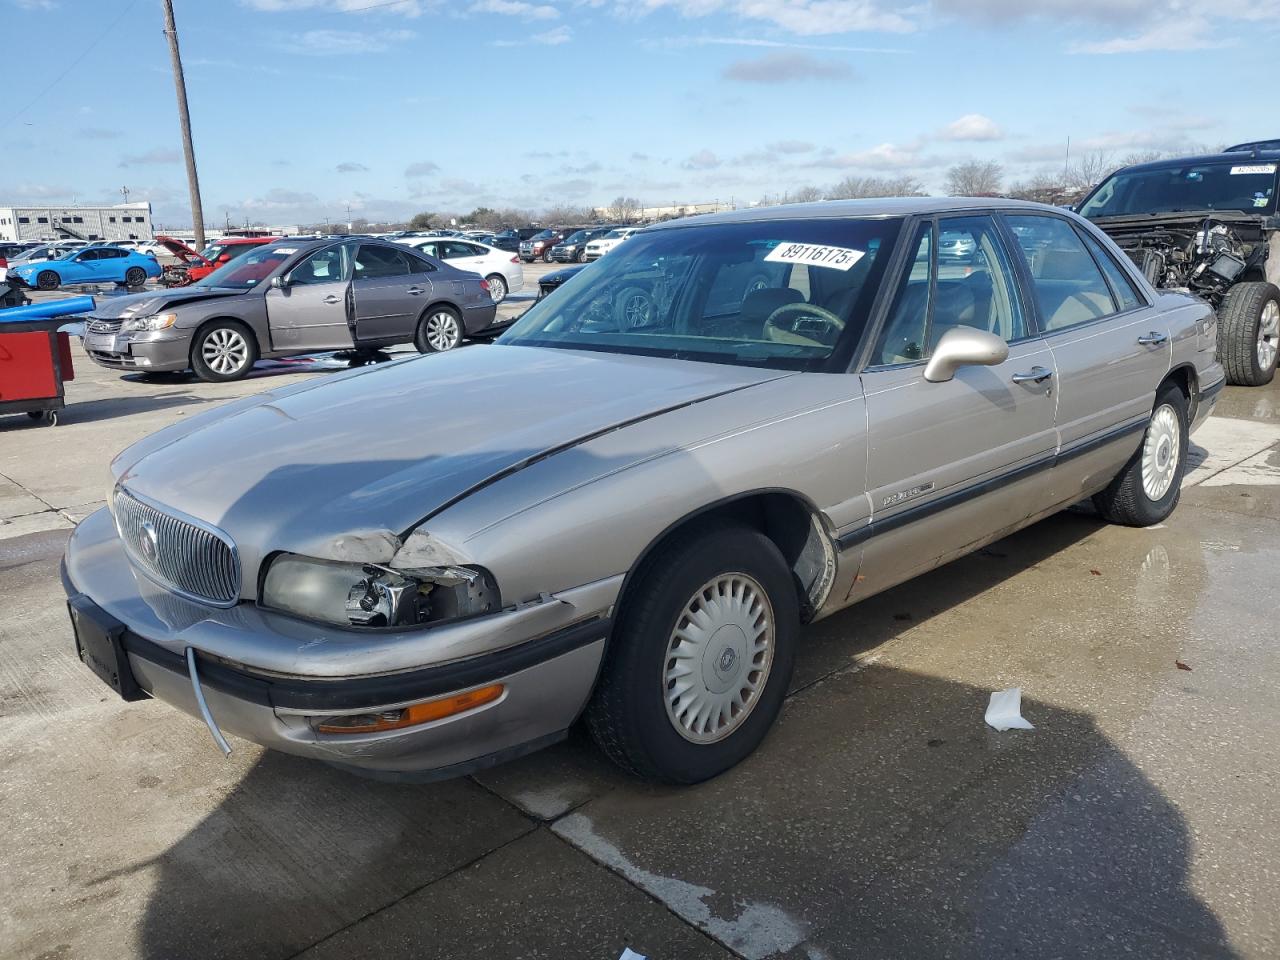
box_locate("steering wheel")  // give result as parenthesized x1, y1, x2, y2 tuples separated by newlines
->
(763, 302, 845, 347)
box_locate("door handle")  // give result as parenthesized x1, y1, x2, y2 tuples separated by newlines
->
(406, 286, 424, 295)
(322, 294, 342, 304)
(1011, 366, 1053, 384)
(1137, 331, 1168, 345)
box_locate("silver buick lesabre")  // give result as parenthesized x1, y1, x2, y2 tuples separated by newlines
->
(62, 198, 1224, 784)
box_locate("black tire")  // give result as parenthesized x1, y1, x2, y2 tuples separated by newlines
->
(586, 523, 798, 783)
(415, 306, 463, 353)
(1093, 381, 1189, 527)
(124, 266, 147, 287)
(36, 270, 59, 291)
(576, 249, 586, 264)
(190, 320, 258, 382)
(1217, 281, 1280, 386)
(542, 249, 553, 263)
(484, 273, 507, 303)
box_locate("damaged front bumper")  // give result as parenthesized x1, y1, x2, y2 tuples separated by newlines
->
(61, 508, 616, 780)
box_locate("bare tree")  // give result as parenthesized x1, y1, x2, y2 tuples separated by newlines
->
(606, 196, 641, 221)
(944, 160, 1003, 196)
(541, 204, 595, 225)
(828, 174, 924, 200)
(1006, 170, 1069, 204)
(787, 185, 824, 203)
(1062, 150, 1120, 194)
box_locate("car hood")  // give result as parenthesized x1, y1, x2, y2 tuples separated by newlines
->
(86, 286, 248, 318)
(113, 345, 786, 579)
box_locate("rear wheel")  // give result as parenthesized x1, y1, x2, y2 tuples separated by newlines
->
(124, 266, 147, 287)
(1218, 281, 1280, 386)
(191, 321, 258, 382)
(586, 524, 797, 783)
(415, 306, 463, 352)
(485, 273, 508, 303)
(36, 270, 59, 291)
(1093, 381, 1189, 526)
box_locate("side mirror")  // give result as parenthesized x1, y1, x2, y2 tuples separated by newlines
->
(923, 328, 1009, 383)
(270, 275, 289, 290)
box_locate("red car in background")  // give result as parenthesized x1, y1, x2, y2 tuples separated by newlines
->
(154, 235, 278, 286)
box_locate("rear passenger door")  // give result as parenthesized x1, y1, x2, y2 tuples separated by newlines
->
(351, 244, 432, 343)
(1001, 213, 1167, 505)
(852, 214, 1059, 599)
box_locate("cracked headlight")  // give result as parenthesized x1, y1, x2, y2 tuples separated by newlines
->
(260, 554, 499, 628)
(122, 313, 177, 332)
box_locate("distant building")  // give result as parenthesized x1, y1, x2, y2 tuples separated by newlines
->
(0, 202, 154, 242)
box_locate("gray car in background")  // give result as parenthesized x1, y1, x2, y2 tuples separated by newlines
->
(78, 238, 500, 381)
(62, 199, 1223, 785)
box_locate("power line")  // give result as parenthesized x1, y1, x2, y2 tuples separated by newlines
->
(1, 0, 140, 127)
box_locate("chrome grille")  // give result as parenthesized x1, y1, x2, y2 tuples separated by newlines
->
(113, 488, 240, 606)
(88, 318, 123, 334)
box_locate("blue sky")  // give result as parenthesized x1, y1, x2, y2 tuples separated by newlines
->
(4, 0, 1278, 227)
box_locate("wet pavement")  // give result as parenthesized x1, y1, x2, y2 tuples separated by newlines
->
(1, 307, 1278, 959)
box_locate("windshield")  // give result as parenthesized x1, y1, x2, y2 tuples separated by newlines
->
(499, 217, 903, 371)
(194, 243, 300, 289)
(200, 241, 263, 263)
(600, 230, 627, 240)
(1080, 160, 1279, 218)
(564, 230, 588, 243)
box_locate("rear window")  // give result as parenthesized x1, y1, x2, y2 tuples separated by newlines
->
(1080, 161, 1278, 217)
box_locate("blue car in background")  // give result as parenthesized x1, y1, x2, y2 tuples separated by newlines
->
(9, 246, 162, 291)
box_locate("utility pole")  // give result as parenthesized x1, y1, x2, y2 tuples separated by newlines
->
(162, 0, 206, 250)
(120, 185, 130, 204)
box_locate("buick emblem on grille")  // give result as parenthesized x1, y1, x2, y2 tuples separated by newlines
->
(139, 521, 160, 563)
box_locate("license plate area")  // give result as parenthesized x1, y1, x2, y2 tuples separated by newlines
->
(68, 595, 145, 701)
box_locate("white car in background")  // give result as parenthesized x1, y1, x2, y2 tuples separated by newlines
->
(584, 227, 639, 262)
(405, 237, 524, 303)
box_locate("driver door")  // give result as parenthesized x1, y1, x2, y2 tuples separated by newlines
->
(265, 242, 356, 352)
(850, 215, 1059, 599)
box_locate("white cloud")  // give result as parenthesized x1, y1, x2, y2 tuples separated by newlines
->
(1069, 17, 1229, 53)
(629, 0, 916, 36)
(491, 24, 572, 45)
(294, 28, 415, 53)
(405, 160, 440, 177)
(682, 149, 721, 170)
(336, 161, 369, 173)
(119, 148, 182, 167)
(239, 0, 424, 14)
(722, 51, 854, 83)
(938, 113, 1004, 142)
(653, 34, 909, 53)
(470, 0, 559, 20)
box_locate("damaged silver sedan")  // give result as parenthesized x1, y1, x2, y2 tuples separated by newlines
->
(62, 198, 1224, 783)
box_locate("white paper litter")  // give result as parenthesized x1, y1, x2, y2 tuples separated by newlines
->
(618, 950, 647, 960)
(985, 687, 1034, 731)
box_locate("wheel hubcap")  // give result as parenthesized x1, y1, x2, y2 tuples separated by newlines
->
(203, 329, 248, 375)
(489, 278, 506, 302)
(1141, 403, 1181, 501)
(1257, 300, 1279, 371)
(426, 313, 459, 350)
(622, 294, 650, 328)
(663, 573, 775, 744)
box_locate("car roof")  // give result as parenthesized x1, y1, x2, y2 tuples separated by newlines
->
(1103, 149, 1280, 175)
(645, 197, 1077, 231)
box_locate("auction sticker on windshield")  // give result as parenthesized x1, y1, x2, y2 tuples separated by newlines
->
(1230, 165, 1277, 175)
(765, 242, 865, 271)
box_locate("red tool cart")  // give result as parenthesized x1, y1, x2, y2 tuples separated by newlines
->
(0, 317, 75, 426)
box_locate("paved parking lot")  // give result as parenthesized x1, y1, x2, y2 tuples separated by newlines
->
(2, 271, 1279, 959)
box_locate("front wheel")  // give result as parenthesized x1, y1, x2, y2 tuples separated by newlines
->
(1218, 281, 1280, 386)
(415, 307, 463, 352)
(542, 249, 553, 263)
(124, 266, 147, 287)
(1093, 381, 1189, 526)
(191, 321, 258, 382)
(586, 524, 798, 783)
(485, 273, 508, 303)
(36, 270, 59, 291)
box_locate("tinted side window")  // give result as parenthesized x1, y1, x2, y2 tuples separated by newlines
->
(355, 245, 411, 279)
(405, 251, 436, 273)
(1079, 229, 1142, 311)
(1006, 215, 1118, 331)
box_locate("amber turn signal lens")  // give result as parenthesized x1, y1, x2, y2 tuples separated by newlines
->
(316, 684, 504, 735)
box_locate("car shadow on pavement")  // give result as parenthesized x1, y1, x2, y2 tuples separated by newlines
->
(13, 391, 222, 428)
(127, 510, 1239, 960)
